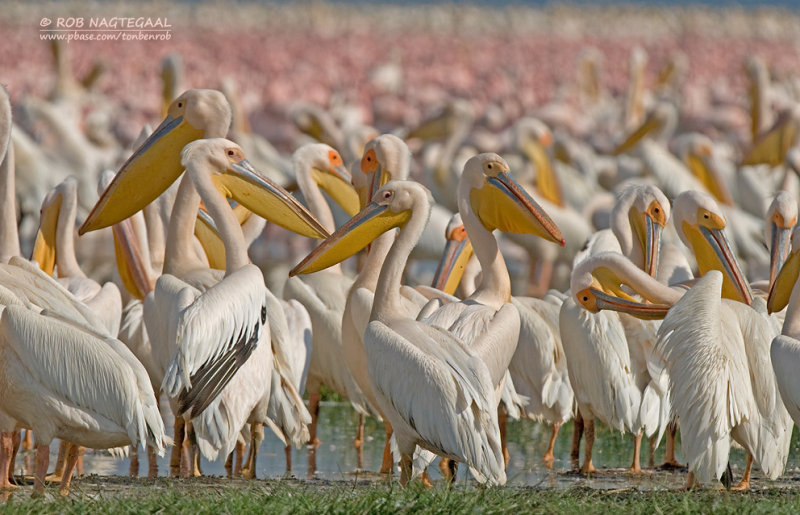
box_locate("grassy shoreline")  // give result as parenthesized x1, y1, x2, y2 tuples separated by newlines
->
(4, 478, 800, 514)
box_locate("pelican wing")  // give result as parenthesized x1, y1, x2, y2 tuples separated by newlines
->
(655, 271, 754, 482)
(162, 265, 267, 418)
(559, 299, 640, 433)
(1, 305, 164, 451)
(365, 318, 506, 485)
(771, 335, 800, 430)
(509, 296, 573, 424)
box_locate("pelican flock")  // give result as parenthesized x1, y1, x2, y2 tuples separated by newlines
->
(4, 2, 800, 499)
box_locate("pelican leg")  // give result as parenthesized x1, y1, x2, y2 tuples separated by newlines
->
(32, 443, 49, 498)
(45, 441, 67, 482)
(731, 452, 753, 490)
(498, 405, 510, 468)
(399, 454, 413, 487)
(147, 445, 158, 478)
(243, 423, 263, 480)
(683, 470, 696, 490)
(629, 432, 647, 473)
(353, 414, 365, 470)
(648, 435, 656, 468)
(580, 418, 595, 475)
(75, 446, 84, 477)
(58, 443, 81, 497)
(284, 445, 292, 474)
(439, 458, 453, 481)
(129, 446, 139, 477)
(307, 391, 321, 477)
(22, 431, 33, 474)
(225, 452, 233, 479)
(570, 410, 584, 471)
(234, 440, 245, 477)
(0, 432, 18, 489)
(180, 421, 193, 478)
(170, 417, 185, 477)
(543, 423, 560, 469)
(189, 425, 202, 477)
(446, 459, 458, 484)
(8, 431, 20, 484)
(660, 422, 682, 468)
(379, 422, 393, 475)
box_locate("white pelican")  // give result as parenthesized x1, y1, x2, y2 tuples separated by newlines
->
(293, 152, 564, 482)
(572, 193, 793, 489)
(416, 154, 564, 472)
(769, 226, 800, 430)
(80, 91, 328, 475)
(281, 143, 371, 471)
(291, 179, 506, 486)
(32, 177, 123, 336)
(430, 215, 573, 469)
(340, 134, 431, 474)
(0, 256, 168, 496)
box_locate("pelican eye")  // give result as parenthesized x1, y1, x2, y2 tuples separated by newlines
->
(228, 150, 235, 156)
(583, 296, 589, 302)
(177, 102, 183, 108)
(703, 213, 709, 219)
(487, 163, 493, 170)
(654, 207, 659, 213)
(383, 191, 392, 200)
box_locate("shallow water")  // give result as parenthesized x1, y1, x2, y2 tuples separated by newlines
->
(18, 401, 800, 488)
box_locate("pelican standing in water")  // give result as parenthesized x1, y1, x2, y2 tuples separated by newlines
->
(293, 153, 564, 483)
(80, 90, 329, 476)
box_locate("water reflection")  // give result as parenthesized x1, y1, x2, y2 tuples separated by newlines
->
(19, 401, 800, 487)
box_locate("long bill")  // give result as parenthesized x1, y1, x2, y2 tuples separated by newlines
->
(290, 201, 411, 276)
(431, 227, 474, 295)
(214, 159, 330, 240)
(79, 113, 205, 234)
(312, 163, 361, 216)
(698, 225, 754, 305)
(471, 171, 565, 245)
(30, 192, 62, 276)
(769, 220, 793, 291)
(768, 246, 800, 314)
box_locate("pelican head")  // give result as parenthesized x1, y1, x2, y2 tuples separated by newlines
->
(768, 225, 800, 314)
(571, 251, 672, 320)
(80, 89, 231, 234)
(294, 143, 359, 216)
(290, 180, 429, 276)
(31, 176, 78, 276)
(357, 134, 410, 209)
(614, 102, 677, 155)
(431, 213, 474, 294)
(182, 138, 328, 239)
(674, 190, 753, 305)
(766, 191, 798, 292)
(460, 153, 565, 245)
(674, 133, 734, 206)
(289, 102, 343, 149)
(513, 118, 562, 206)
(611, 184, 669, 278)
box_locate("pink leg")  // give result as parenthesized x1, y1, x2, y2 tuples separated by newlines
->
(58, 443, 81, 496)
(32, 443, 50, 498)
(0, 432, 18, 489)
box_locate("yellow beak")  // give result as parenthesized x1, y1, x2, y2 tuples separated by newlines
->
(30, 193, 62, 276)
(80, 113, 205, 234)
(613, 114, 662, 155)
(470, 171, 565, 245)
(290, 201, 411, 276)
(312, 164, 360, 217)
(768, 247, 800, 314)
(683, 220, 753, 305)
(431, 229, 474, 295)
(358, 162, 392, 210)
(213, 159, 329, 239)
(522, 138, 563, 207)
(112, 217, 154, 300)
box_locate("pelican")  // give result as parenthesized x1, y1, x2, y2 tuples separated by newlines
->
(431, 213, 572, 469)
(32, 176, 122, 336)
(291, 179, 505, 486)
(293, 152, 564, 482)
(769, 226, 800, 430)
(80, 90, 328, 475)
(572, 189, 793, 489)
(281, 143, 371, 471)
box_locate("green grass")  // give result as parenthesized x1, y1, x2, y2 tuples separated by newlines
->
(4, 480, 800, 514)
